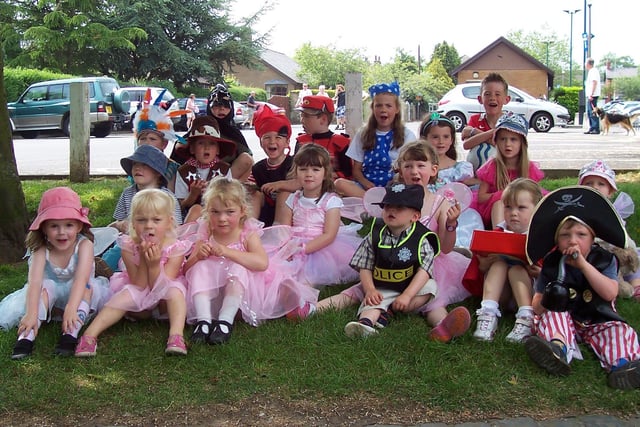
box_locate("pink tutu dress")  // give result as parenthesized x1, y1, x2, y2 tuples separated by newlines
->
(185, 218, 318, 326)
(262, 191, 362, 288)
(107, 235, 191, 314)
(472, 159, 544, 225)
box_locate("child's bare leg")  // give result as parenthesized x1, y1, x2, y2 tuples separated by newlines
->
(231, 153, 253, 182)
(250, 190, 263, 220)
(273, 191, 292, 225)
(490, 200, 505, 229)
(482, 261, 508, 303)
(508, 265, 533, 309)
(82, 291, 132, 338)
(165, 288, 187, 337)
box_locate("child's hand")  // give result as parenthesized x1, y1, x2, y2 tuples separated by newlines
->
(527, 263, 541, 278)
(563, 246, 584, 268)
(210, 241, 226, 258)
(261, 182, 279, 195)
(62, 308, 82, 335)
(363, 289, 383, 306)
(17, 312, 39, 338)
(446, 202, 461, 224)
(189, 179, 208, 197)
(392, 293, 411, 312)
(193, 240, 213, 260)
(141, 241, 162, 264)
(477, 254, 499, 272)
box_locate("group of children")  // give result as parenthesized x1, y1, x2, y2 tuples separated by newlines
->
(1, 78, 640, 390)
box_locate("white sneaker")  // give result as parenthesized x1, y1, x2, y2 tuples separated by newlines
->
(505, 317, 533, 343)
(472, 313, 498, 341)
(345, 321, 378, 338)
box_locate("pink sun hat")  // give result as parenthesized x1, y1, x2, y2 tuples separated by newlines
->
(29, 187, 91, 231)
(578, 159, 617, 191)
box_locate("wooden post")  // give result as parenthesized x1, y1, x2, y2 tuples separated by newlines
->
(69, 81, 90, 183)
(345, 72, 363, 138)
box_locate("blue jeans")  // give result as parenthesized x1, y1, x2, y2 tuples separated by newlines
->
(587, 96, 600, 132)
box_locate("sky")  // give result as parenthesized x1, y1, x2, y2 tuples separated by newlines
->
(231, 0, 639, 66)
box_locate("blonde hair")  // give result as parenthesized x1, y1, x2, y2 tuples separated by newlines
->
(128, 189, 176, 242)
(25, 223, 94, 253)
(493, 131, 530, 191)
(395, 140, 439, 185)
(501, 178, 542, 206)
(202, 177, 251, 228)
(360, 93, 405, 151)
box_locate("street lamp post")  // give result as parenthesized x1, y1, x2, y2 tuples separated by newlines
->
(563, 8, 581, 86)
(543, 41, 552, 67)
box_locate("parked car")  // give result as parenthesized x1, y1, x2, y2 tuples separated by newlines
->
(235, 101, 285, 128)
(436, 83, 571, 133)
(8, 76, 130, 138)
(122, 86, 181, 130)
(174, 97, 208, 131)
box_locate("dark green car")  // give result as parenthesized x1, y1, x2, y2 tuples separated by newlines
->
(8, 76, 130, 139)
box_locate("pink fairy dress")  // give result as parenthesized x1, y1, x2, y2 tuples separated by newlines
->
(0, 235, 112, 330)
(263, 191, 362, 288)
(418, 194, 472, 314)
(107, 235, 191, 314)
(185, 218, 318, 326)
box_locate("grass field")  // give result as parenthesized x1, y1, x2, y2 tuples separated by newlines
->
(0, 176, 639, 426)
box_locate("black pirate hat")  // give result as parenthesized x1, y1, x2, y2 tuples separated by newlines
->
(526, 185, 627, 263)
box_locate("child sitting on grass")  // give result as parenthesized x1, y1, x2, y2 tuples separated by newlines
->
(524, 186, 640, 389)
(344, 183, 440, 338)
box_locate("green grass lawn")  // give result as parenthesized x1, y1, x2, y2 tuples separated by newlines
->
(1, 177, 639, 424)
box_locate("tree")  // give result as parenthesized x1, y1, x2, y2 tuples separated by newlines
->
(0, 48, 30, 263)
(5, 0, 145, 75)
(294, 43, 369, 88)
(430, 41, 461, 77)
(95, 0, 267, 88)
(598, 53, 636, 69)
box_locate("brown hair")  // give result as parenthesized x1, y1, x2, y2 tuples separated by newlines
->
(288, 144, 335, 198)
(25, 224, 94, 253)
(395, 141, 439, 185)
(481, 72, 509, 93)
(360, 93, 405, 151)
(501, 178, 542, 206)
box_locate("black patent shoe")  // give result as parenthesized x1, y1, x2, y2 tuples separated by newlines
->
(11, 339, 34, 360)
(190, 320, 212, 344)
(207, 320, 233, 345)
(54, 334, 78, 357)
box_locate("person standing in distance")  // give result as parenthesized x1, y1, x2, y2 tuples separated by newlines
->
(584, 58, 601, 135)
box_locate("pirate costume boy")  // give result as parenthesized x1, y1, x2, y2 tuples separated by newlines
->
(524, 186, 640, 389)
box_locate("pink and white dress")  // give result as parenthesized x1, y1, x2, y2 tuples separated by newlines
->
(185, 218, 318, 326)
(262, 191, 362, 288)
(107, 235, 191, 314)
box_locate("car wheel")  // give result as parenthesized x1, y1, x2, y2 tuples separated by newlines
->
(446, 112, 466, 132)
(62, 116, 70, 137)
(20, 131, 38, 139)
(92, 123, 112, 138)
(531, 112, 552, 133)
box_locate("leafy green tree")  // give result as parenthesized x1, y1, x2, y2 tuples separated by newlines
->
(609, 77, 640, 100)
(598, 53, 636, 69)
(95, 0, 267, 89)
(430, 41, 460, 77)
(294, 43, 369, 88)
(5, 0, 145, 75)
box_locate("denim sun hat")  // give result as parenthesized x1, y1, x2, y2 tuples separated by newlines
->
(493, 112, 529, 143)
(578, 159, 617, 191)
(120, 144, 169, 186)
(369, 81, 401, 98)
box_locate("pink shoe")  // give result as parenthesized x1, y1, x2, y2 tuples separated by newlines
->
(428, 306, 471, 343)
(286, 302, 314, 322)
(75, 336, 98, 357)
(633, 286, 640, 301)
(165, 334, 187, 356)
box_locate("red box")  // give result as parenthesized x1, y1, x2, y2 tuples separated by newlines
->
(469, 230, 527, 262)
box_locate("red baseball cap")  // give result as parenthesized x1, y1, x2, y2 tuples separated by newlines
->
(297, 95, 335, 114)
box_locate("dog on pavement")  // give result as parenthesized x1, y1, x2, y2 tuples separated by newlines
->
(593, 106, 639, 135)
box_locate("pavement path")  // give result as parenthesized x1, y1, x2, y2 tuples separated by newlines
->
(11, 122, 640, 178)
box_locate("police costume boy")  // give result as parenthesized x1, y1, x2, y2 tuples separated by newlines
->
(345, 183, 440, 338)
(524, 185, 640, 389)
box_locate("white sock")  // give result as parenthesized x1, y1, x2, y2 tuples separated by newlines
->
(217, 295, 241, 333)
(19, 300, 47, 341)
(478, 299, 501, 317)
(193, 294, 212, 324)
(516, 305, 534, 319)
(68, 300, 90, 338)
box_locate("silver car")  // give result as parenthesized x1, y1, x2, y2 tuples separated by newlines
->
(437, 83, 571, 133)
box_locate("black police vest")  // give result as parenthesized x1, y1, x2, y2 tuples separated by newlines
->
(541, 246, 625, 324)
(370, 219, 439, 292)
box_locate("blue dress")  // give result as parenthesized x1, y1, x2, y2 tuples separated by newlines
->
(0, 235, 112, 330)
